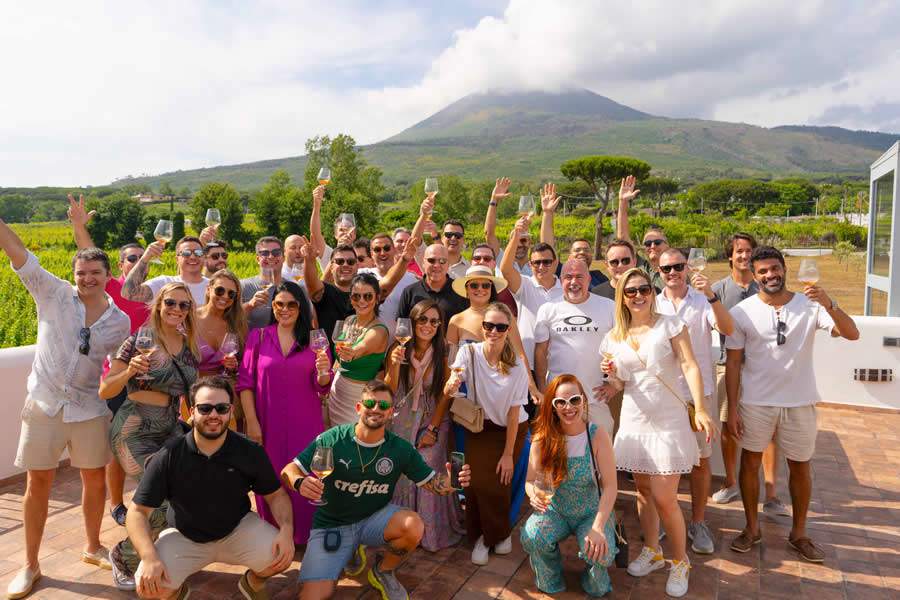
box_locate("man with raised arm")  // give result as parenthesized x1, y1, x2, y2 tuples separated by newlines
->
(241, 235, 287, 330)
(656, 247, 735, 555)
(539, 182, 609, 288)
(397, 243, 469, 324)
(282, 380, 470, 600)
(615, 175, 668, 290)
(1, 217, 130, 599)
(726, 246, 858, 563)
(310, 184, 356, 269)
(203, 241, 229, 277)
(485, 177, 532, 276)
(121, 234, 209, 305)
(304, 241, 358, 344)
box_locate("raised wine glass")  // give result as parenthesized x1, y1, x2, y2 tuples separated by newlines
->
(394, 318, 412, 364)
(134, 327, 156, 381)
(797, 258, 820, 287)
(518, 195, 536, 217)
(687, 248, 707, 273)
(317, 167, 331, 186)
(205, 208, 221, 228)
(338, 213, 356, 232)
(310, 329, 330, 377)
(424, 177, 439, 198)
(151, 220, 173, 265)
(309, 446, 334, 506)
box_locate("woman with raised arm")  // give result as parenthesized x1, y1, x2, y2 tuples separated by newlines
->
(100, 282, 200, 591)
(600, 268, 718, 598)
(521, 374, 618, 597)
(384, 299, 464, 551)
(445, 302, 528, 567)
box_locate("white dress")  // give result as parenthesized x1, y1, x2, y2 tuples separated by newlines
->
(600, 315, 700, 475)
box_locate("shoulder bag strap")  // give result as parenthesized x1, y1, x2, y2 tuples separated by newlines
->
(468, 343, 478, 407)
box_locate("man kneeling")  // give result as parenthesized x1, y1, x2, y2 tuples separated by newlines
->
(282, 380, 470, 600)
(127, 376, 295, 599)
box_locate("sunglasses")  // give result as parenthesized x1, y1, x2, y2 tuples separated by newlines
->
(660, 262, 687, 274)
(607, 257, 632, 268)
(213, 286, 237, 299)
(643, 239, 667, 248)
(78, 327, 91, 355)
(776, 315, 787, 346)
(273, 300, 300, 311)
(124, 255, 141, 263)
(415, 316, 442, 327)
(623, 284, 653, 298)
(442, 231, 464, 240)
(163, 298, 193, 311)
(467, 281, 492, 291)
(208, 251, 228, 260)
(257, 249, 284, 258)
(482, 321, 510, 333)
(194, 403, 232, 415)
(551, 394, 584, 409)
(425, 257, 447, 265)
(361, 398, 393, 411)
(371, 245, 393, 254)
(177, 249, 205, 258)
(471, 254, 494, 263)
(351, 292, 375, 302)
(530, 258, 553, 267)
(333, 257, 357, 266)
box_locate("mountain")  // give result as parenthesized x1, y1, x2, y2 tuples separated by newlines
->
(114, 89, 899, 190)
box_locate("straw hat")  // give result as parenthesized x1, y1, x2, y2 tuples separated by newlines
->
(451, 264, 508, 297)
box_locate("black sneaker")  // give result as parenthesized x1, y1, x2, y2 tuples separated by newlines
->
(110, 503, 128, 526)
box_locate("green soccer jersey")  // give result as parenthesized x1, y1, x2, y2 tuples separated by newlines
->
(294, 423, 435, 529)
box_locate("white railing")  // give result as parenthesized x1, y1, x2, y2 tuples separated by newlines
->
(1, 316, 898, 481)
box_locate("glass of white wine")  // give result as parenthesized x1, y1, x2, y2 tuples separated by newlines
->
(533, 473, 555, 507)
(518, 195, 536, 217)
(797, 258, 820, 287)
(424, 177, 438, 198)
(317, 167, 331, 186)
(687, 248, 707, 273)
(338, 213, 356, 231)
(309, 446, 334, 506)
(152, 220, 173, 265)
(261, 267, 275, 289)
(205, 208, 221, 228)
(310, 329, 330, 377)
(395, 318, 412, 364)
(220, 333, 239, 376)
(134, 327, 156, 381)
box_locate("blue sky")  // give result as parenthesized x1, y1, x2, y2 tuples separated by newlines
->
(1, 0, 898, 186)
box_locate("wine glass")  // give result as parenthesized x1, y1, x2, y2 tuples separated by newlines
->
(220, 333, 239, 375)
(394, 318, 412, 364)
(518, 195, 536, 217)
(797, 259, 820, 287)
(338, 213, 356, 231)
(687, 248, 707, 273)
(424, 177, 439, 197)
(151, 220, 173, 265)
(533, 473, 555, 505)
(205, 208, 221, 228)
(289, 263, 304, 283)
(134, 327, 156, 381)
(317, 167, 331, 186)
(309, 446, 334, 506)
(310, 329, 330, 377)
(261, 267, 275, 289)
(331, 320, 347, 358)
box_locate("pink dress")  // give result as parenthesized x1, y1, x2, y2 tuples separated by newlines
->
(236, 325, 330, 544)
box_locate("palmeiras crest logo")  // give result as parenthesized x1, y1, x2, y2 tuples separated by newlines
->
(375, 457, 394, 476)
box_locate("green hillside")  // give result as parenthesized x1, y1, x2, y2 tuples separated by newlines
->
(112, 90, 897, 190)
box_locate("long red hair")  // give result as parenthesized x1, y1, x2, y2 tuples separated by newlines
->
(533, 374, 588, 488)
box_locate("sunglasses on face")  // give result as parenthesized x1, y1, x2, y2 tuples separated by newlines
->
(371, 245, 393, 254)
(531, 258, 553, 267)
(361, 398, 393, 411)
(78, 327, 91, 355)
(425, 257, 447, 265)
(467, 281, 492, 291)
(351, 292, 375, 302)
(607, 257, 631, 268)
(213, 286, 237, 300)
(623, 284, 653, 298)
(273, 300, 300, 311)
(551, 394, 584, 409)
(482, 321, 510, 333)
(471, 254, 494, 263)
(163, 298, 193, 311)
(643, 239, 667, 248)
(333, 257, 357, 266)
(416, 316, 442, 327)
(177, 249, 205, 258)
(124, 254, 141, 263)
(660, 262, 687, 274)
(195, 403, 232, 415)
(257, 249, 284, 258)
(355, 254, 368, 262)
(208, 252, 228, 260)
(443, 231, 464, 240)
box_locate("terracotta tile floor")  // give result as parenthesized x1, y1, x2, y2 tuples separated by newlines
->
(0, 404, 897, 599)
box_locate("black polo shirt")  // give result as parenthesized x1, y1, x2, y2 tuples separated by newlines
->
(397, 276, 469, 323)
(133, 430, 281, 543)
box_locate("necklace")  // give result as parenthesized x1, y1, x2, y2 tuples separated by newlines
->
(355, 439, 383, 473)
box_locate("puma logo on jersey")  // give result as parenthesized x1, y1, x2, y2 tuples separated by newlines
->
(338, 458, 352, 469)
(333, 479, 390, 497)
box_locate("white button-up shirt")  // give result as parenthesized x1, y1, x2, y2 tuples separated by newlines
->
(15, 252, 130, 422)
(655, 286, 717, 396)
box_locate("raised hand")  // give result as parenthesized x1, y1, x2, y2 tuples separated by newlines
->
(423, 219, 438, 239)
(691, 272, 713, 297)
(803, 284, 833, 308)
(421, 194, 435, 217)
(336, 227, 356, 246)
(491, 177, 512, 202)
(540, 182, 561, 213)
(512, 214, 531, 238)
(313, 185, 325, 205)
(619, 175, 640, 203)
(402, 236, 420, 262)
(199, 225, 218, 245)
(67, 194, 96, 226)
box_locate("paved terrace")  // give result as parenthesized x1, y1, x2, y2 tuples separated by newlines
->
(0, 404, 897, 600)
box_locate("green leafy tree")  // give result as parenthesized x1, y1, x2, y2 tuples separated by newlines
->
(190, 183, 245, 247)
(687, 179, 780, 215)
(280, 186, 312, 237)
(253, 170, 293, 239)
(641, 176, 680, 217)
(179, 186, 192, 200)
(560, 156, 651, 258)
(85, 192, 145, 249)
(0, 194, 34, 223)
(172, 211, 185, 243)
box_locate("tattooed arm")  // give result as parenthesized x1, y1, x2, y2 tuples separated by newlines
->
(122, 241, 164, 302)
(421, 463, 470, 496)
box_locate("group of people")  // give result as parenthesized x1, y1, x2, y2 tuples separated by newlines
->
(2, 176, 858, 600)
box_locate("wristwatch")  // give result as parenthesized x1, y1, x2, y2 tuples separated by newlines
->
(707, 292, 720, 304)
(489, 201, 498, 207)
(293, 476, 305, 491)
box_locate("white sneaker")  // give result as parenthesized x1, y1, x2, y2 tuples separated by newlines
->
(665, 559, 691, 597)
(471, 536, 489, 566)
(712, 484, 741, 504)
(627, 546, 665, 577)
(494, 536, 512, 555)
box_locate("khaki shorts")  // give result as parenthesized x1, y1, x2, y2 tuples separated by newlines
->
(138, 512, 279, 589)
(692, 394, 716, 460)
(716, 365, 732, 423)
(15, 399, 111, 471)
(738, 404, 817, 462)
(588, 402, 614, 438)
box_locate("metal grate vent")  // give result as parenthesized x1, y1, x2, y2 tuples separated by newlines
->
(853, 368, 893, 382)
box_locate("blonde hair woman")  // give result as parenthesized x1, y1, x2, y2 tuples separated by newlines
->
(599, 268, 717, 598)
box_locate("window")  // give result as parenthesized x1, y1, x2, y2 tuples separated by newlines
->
(871, 171, 893, 278)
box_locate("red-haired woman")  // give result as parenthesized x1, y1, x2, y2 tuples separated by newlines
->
(520, 374, 618, 597)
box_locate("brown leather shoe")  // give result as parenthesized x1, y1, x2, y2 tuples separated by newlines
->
(788, 537, 825, 563)
(729, 529, 762, 553)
